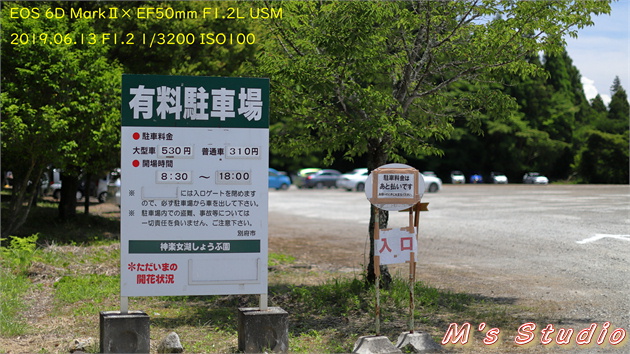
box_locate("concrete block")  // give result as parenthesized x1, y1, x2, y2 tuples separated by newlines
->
(238, 307, 289, 353)
(100, 311, 150, 353)
(396, 331, 442, 353)
(353, 335, 402, 354)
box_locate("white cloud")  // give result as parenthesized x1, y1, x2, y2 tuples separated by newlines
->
(565, 1, 628, 107)
(581, 76, 612, 106)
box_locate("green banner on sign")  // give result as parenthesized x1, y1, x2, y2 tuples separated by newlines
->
(122, 74, 269, 128)
(129, 240, 261, 254)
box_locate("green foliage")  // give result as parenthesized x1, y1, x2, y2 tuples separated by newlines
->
(0, 227, 543, 353)
(54, 274, 120, 315)
(103, 1, 260, 76)
(287, 278, 366, 317)
(258, 0, 611, 169)
(0, 234, 39, 275)
(607, 77, 630, 131)
(1, 2, 123, 233)
(573, 129, 629, 184)
(417, 44, 628, 184)
(268, 252, 296, 267)
(0, 269, 31, 336)
(0, 234, 39, 336)
(1, 3, 122, 173)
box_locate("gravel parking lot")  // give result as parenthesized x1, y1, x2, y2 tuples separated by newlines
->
(268, 184, 630, 332)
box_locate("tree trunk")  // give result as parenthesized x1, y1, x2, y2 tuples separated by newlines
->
(365, 138, 392, 287)
(58, 172, 79, 220)
(84, 173, 91, 214)
(1, 164, 41, 238)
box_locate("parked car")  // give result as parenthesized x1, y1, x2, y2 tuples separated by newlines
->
(337, 168, 369, 192)
(490, 172, 508, 184)
(47, 168, 83, 200)
(95, 169, 121, 203)
(523, 172, 549, 184)
(107, 174, 121, 207)
(423, 173, 442, 193)
(48, 168, 120, 202)
(292, 168, 321, 189)
(269, 168, 291, 190)
(303, 169, 342, 189)
(450, 171, 465, 184)
(469, 173, 483, 184)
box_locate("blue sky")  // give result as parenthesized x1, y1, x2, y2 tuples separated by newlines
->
(565, 0, 629, 105)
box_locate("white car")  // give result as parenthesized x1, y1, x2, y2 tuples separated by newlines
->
(523, 172, 548, 184)
(423, 173, 442, 193)
(491, 172, 508, 184)
(337, 168, 369, 192)
(338, 168, 442, 193)
(450, 170, 465, 184)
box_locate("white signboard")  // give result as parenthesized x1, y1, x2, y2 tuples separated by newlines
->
(120, 74, 269, 297)
(375, 227, 418, 265)
(365, 163, 424, 211)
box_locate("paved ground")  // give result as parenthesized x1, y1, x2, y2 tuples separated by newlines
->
(268, 184, 630, 332)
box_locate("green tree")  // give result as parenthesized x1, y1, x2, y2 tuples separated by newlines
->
(572, 77, 629, 183)
(257, 0, 610, 283)
(574, 129, 629, 183)
(1, 3, 123, 234)
(607, 76, 630, 133)
(101, 1, 261, 76)
(591, 95, 608, 114)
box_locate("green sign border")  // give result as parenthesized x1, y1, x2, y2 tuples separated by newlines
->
(122, 74, 269, 128)
(129, 240, 260, 254)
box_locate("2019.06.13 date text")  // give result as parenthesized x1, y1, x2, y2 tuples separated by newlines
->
(10, 32, 256, 47)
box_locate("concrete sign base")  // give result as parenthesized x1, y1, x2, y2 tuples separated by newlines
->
(99, 311, 150, 353)
(396, 331, 442, 352)
(352, 335, 402, 354)
(238, 307, 288, 353)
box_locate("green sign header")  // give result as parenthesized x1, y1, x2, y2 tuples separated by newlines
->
(122, 74, 269, 128)
(129, 240, 260, 254)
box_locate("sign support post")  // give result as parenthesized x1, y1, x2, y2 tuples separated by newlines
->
(120, 296, 128, 314)
(259, 293, 268, 311)
(409, 207, 415, 333)
(373, 205, 381, 336)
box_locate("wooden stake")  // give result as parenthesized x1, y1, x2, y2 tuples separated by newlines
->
(373, 206, 381, 335)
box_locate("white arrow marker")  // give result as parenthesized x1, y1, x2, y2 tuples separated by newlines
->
(576, 234, 630, 244)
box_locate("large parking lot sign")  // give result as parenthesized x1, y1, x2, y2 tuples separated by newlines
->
(120, 74, 269, 297)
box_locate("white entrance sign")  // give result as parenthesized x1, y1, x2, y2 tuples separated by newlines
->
(121, 74, 269, 297)
(375, 227, 418, 265)
(365, 163, 424, 211)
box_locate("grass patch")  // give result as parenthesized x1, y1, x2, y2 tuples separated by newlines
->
(1, 195, 550, 352)
(1, 197, 119, 245)
(2, 241, 542, 352)
(268, 252, 296, 266)
(0, 269, 31, 336)
(54, 274, 120, 316)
